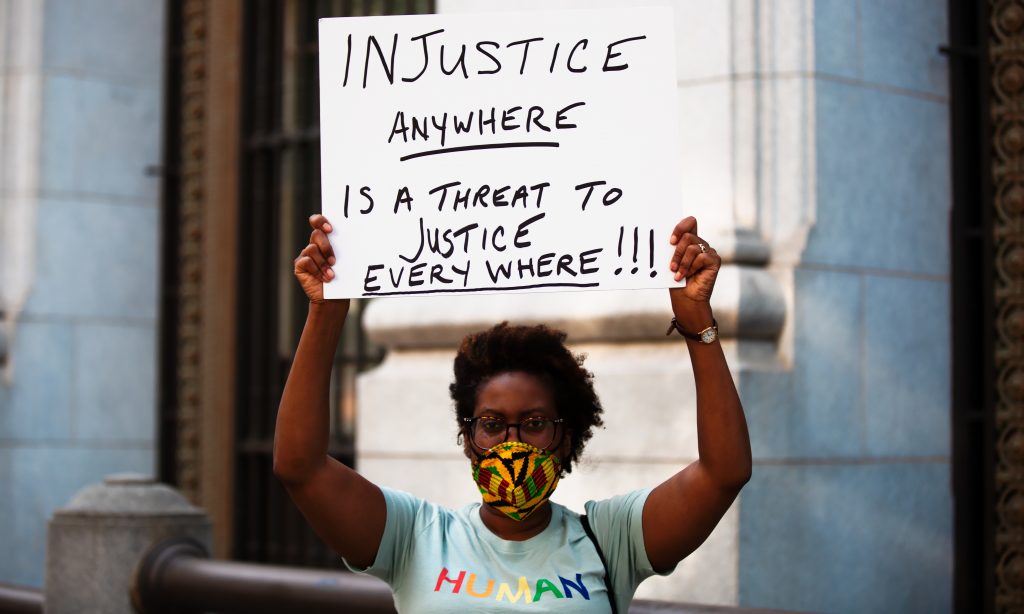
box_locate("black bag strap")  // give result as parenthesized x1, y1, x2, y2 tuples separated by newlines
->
(580, 514, 618, 614)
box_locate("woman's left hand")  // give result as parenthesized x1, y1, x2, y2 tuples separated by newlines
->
(668, 216, 721, 321)
(647, 216, 749, 573)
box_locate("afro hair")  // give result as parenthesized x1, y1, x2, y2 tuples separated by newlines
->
(450, 322, 604, 474)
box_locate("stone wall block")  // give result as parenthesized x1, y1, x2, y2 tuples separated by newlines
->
(804, 81, 950, 276)
(739, 462, 951, 613)
(813, 0, 860, 80)
(74, 323, 157, 442)
(39, 76, 162, 201)
(863, 275, 950, 456)
(44, 474, 211, 614)
(25, 199, 159, 319)
(43, 0, 165, 86)
(859, 0, 948, 97)
(0, 320, 73, 439)
(788, 268, 863, 457)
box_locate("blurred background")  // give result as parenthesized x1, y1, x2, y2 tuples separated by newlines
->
(0, 0, 1006, 612)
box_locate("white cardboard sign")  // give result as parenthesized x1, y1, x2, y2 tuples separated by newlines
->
(319, 7, 680, 298)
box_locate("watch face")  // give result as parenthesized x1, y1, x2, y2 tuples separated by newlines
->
(700, 328, 717, 344)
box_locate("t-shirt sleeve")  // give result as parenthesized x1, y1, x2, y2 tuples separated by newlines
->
(584, 488, 676, 606)
(343, 486, 428, 588)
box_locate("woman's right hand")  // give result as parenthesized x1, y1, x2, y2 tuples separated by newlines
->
(279, 213, 383, 569)
(294, 214, 337, 304)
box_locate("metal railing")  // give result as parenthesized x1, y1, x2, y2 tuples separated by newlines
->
(129, 537, 802, 614)
(0, 582, 43, 614)
(132, 538, 395, 614)
(1, 538, 802, 614)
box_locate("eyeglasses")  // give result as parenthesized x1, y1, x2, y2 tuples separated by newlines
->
(462, 416, 565, 451)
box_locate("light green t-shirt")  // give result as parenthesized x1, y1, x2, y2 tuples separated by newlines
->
(347, 487, 672, 613)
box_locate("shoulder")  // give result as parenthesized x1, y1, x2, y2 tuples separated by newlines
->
(582, 488, 669, 576)
(347, 487, 462, 583)
(581, 489, 651, 549)
(380, 486, 456, 533)
(583, 488, 651, 523)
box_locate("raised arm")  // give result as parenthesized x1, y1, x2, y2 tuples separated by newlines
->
(642, 216, 752, 572)
(273, 214, 385, 569)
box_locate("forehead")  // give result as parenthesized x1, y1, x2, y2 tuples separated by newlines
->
(474, 371, 556, 416)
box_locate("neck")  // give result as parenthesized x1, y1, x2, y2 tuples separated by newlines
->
(478, 500, 553, 541)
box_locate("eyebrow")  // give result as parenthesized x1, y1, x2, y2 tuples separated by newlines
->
(474, 408, 556, 418)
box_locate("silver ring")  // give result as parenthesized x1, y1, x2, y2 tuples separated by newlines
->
(698, 243, 707, 254)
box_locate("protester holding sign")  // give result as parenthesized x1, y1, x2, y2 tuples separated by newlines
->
(274, 213, 751, 613)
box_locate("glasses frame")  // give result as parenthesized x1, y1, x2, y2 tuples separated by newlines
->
(462, 416, 566, 451)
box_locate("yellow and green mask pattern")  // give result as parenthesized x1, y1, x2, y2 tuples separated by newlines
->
(472, 441, 561, 521)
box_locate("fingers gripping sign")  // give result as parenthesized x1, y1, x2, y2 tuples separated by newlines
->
(668, 216, 720, 306)
(294, 214, 339, 304)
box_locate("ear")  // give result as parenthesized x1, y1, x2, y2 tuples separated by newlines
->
(558, 429, 574, 464)
(461, 428, 481, 461)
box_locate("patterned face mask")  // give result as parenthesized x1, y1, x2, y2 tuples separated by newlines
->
(472, 441, 562, 521)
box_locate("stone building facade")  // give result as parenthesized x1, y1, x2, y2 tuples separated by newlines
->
(0, 1, 954, 612)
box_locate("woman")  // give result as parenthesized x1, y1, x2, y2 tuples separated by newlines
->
(274, 214, 751, 612)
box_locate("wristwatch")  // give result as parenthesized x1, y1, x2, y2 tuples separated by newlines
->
(665, 317, 719, 344)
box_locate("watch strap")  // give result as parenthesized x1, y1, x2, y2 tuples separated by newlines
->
(666, 317, 718, 342)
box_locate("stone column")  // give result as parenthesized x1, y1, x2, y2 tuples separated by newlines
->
(44, 474, 211, 614)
